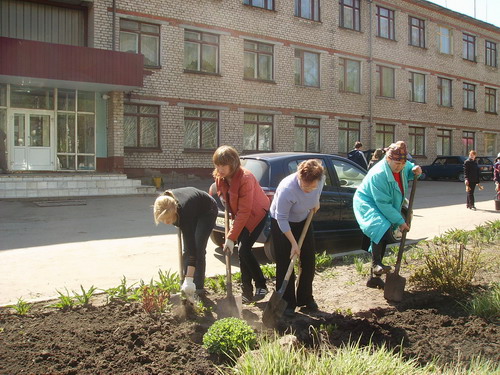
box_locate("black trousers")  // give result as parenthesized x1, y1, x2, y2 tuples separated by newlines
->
(237, 215, 267, 297)
(466, 182, 477, 208)
(271, 217, 315, 309)
(362, 229, 391, 267)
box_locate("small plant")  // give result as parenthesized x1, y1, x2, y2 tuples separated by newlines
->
(353, 256, 369, 276)
(462, 282, 500, 323)
(140, 285, 170, 315)
(203, 317, 256, 358)
(104, 276, 138, 303)
(333, 307, 353, 316)
(261, 263, 276, 279)
(156, 270, 180, 294)
(73, 285, 97, 307)
(51, 288, 76, 310)
(233, 271, 242, 283)
(8, 298, 32, 315)
(195, 299, 211, 316)
(315, 251, 333, 269)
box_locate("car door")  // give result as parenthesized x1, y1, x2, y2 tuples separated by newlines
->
(285, 157, 341, 234)
(328, 157, 366, 231)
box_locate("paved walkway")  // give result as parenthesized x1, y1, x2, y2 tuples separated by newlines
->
(0, 180, 498, 306)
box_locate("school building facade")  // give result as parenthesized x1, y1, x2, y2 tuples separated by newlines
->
(1, 0, 499, 182)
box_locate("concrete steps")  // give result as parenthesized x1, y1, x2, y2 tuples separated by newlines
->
(0, 173, 157, 199)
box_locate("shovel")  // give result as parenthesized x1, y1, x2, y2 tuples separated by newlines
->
(216, 208, 242, 318)
(384, 178, 418, 302)
(262, 210, 315, 328)
(171, 228, 196, 317)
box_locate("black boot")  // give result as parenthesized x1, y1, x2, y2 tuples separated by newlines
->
(366, 269, 385, 289)
(372, 244, 391, 275)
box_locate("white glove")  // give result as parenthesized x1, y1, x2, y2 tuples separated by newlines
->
(223, 239, 235, 255)
(181, 277, 196, 302)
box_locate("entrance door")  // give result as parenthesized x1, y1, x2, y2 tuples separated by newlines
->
(11, 113, 54, 171)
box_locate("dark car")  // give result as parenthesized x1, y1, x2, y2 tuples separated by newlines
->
(209, 152, 406, 261)
(421, 156, 493, 182)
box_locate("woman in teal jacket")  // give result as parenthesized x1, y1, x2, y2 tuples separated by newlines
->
(353, 141, 421, 288)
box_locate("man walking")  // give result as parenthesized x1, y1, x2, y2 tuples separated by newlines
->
(348, 141, 368, 170)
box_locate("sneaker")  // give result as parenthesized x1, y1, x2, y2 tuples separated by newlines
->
(372, 264, 391, 275)
(254, 287, 268, 301)
(241, 294, 253, 305)
(471, 206, 477, 211)
(283, 307, 295, 317)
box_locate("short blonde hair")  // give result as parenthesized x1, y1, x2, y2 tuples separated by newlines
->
(469, 150, 477, 158)
(297, 159, 324, 183)
(212, 145, 241, 178)
(153, 193, 178, 225)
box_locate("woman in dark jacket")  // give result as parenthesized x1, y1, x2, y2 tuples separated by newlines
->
(463, 150, 481, 210)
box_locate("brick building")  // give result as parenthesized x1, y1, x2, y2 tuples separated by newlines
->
(1, 0, 499, 182)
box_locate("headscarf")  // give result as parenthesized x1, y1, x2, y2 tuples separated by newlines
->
(385, 141, 408, 162)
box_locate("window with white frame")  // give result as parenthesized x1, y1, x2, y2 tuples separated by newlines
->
(295, 0, 320, 21)
(437, 129, 451, 155)
(462, 33, 476, 61)
(463, 82, 476, 110)
(339, 58, 361, 93)
(438, 77, 452, 107)
(244, 41, 274, 81)
(124, 103, 160, 149)
(183, 108, 218, 150)
(376, 65, 395, 98)
(485, 41, 497, 67)
(294, 50, 320, 87)
(339, 0, 360, 31)
(120, 19, 160, 67)
(409, 16, 425, 48)
(184, 30, 219, 74)
(410, 72, 425, 103)
(243, 113, 273, 151)
(408, 126, 425, 156)
(377, 6, 395, 40)
(338, 120, 360, 154)
(375, 124, 395, 148)
(485, 87, 497, 114)
(294, 117, 319, 152)
(243, 0, 273, 10)
(438, 26, 452, 54)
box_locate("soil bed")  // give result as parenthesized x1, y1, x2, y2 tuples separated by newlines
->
(1, 242, 499, 374)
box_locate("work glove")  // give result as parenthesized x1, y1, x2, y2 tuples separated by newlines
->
(223, 238, 235, 255)
(181, 277, 196, 302)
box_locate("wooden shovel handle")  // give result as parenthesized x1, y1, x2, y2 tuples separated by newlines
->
(177, 228, 184, 281)
(224, 207, 233, 295)
(279, 210, 315, 294)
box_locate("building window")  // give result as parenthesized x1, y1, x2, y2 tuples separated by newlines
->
(376, 6, 395, 40)
(243, 0, 273, 10)
(410, 72, 425, 103)
(294, 117, 319, 152)
(375, 124, 395, 148)
(438, 77, 452, 107)
(463, 83, 476, 110)
(244, 41, 274, 81)
(485, 41, 497, 67)
(243, 113, 273, 151)
(183, 108, 218, 150)
(338, 121, 360, 154)
(462, 131, 475, 155)
(409, 16, 425, 48)
(184, 30, 219, 74)
(438, 26, 452, 54)
(485, 88, 497, 114)
(294, 50, 320, 87)
(124, 104, 159, 149)
(462, 33, 476, 61)
(119, 19, 160, 67)
(484, 133, 496, 156)
(339, 0, 360, 31)
(437, 129, 451, 155)
(295, 0, 320, 21)
(339, 58, 361, 93)
(408, 126, 425, 156)
(376, 65, 395, 98)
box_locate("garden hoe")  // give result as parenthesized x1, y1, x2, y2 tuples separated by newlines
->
(215, 208, 242, 318)
(262, 210, 315, 328)
(384, 177, 418, 302)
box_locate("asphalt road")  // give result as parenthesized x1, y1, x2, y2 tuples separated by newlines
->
(0, 180, 498, 306)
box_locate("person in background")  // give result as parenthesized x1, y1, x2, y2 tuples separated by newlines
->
(353, 141, 421, 289)
(463, 150, 481, 210)
(493, 152, 500, 195)
(153, 187, 218, 301)
(270, 159, 325, 317)
(348, 141, 368, 170)
(368, 148, 385, 170)
(212, 145, 270, 304)
(0, 128, 7, 174)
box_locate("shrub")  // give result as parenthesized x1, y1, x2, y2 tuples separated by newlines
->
(203, 317, 256, 358)
(140, 285, 170, 315)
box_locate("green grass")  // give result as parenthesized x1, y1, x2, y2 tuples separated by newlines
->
(462, 282, 500, 323)
(7, 298, 32, 315)
(73, 285, 97, 306)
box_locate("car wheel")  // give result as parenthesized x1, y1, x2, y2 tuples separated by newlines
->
(210, 231, 225, 247)
(263, 236, 275, 263)
(457, 172, 465, 182)
(481, 174, 493, 181)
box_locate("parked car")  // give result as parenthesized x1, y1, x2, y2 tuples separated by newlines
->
(209, 152, 408, 261)
(420, 156, 493, 182)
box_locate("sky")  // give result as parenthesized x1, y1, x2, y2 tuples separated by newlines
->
(426, 0, 500, 28)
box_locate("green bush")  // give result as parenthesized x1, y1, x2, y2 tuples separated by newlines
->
(203, 317, 256, 358)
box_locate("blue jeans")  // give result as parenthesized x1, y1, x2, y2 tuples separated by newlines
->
(182, 209, 217, 290)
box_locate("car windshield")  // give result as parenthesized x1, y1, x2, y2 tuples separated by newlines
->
(241, 159, 269, 186)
